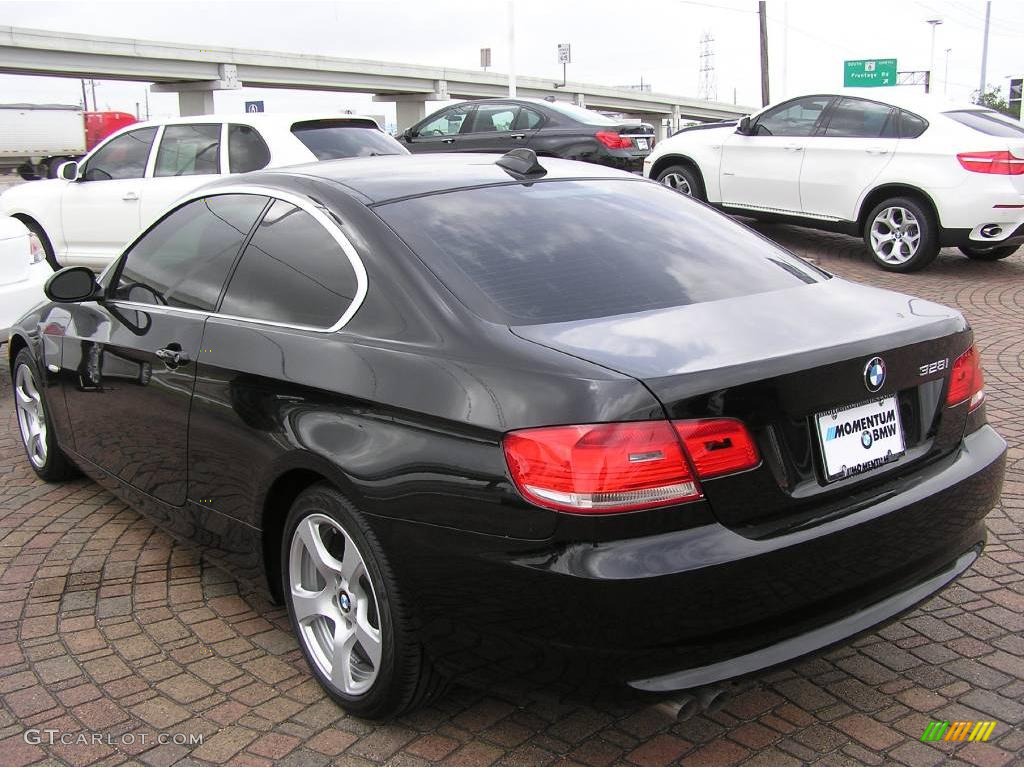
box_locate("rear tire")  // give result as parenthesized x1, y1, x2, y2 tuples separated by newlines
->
(958, 244, 1019, 261)
(863, 197, 939, 272)
(656, 164, 706, 201)
(12, 349, 77, 482)
(281, 484, 447, 719)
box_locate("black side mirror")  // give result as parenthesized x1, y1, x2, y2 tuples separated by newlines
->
(402, 127, 415, 141)
(736, 116, 752, 135)
(45, 266, 100, 303)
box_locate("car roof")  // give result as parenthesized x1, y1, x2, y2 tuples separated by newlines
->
(125, 113, 385, 130)
(232, 152, 638, 205)
(767, 91, 987, 118)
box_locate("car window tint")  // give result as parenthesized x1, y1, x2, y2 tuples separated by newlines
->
(944, 109, 1024, 137)
(417, 107, 470, 137)
(229, 124, 271, 172)
(514, 108, 543, 130)
(376, 180, 824, 325)
(824, 98, 896, 138)
(755, 96, 832, 137)
(471, 105, 519, 132)
(220, 200, 358, 328)
(898, 111, 929, 138)
(111, 194, 268, 310)
(291, 120, 407, 159)
(83, 127, 157, 181)
(155, 124, 221, 177)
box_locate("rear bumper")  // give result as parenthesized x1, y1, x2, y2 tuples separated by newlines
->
(941, 222, 1024, 248)
(379, 425, 1005, 688)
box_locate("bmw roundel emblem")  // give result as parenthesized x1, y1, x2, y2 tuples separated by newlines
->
(864, 356, 886, 392)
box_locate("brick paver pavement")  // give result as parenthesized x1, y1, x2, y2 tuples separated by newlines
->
(1, 225, 1022, 766)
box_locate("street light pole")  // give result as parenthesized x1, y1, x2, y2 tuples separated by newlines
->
(926, 18, 942, 94)
(978, 0, 991, 102)
(944, 48, 952, 96)
(507, 1, 517, 98)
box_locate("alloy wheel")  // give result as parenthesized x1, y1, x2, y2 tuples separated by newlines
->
(870, 206, 921, 265)
(14, 364, 47, 468)
(661, 172, 693, 195)
(289, 513, 383, 696)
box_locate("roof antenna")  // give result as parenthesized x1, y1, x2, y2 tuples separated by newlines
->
(495, 148, 547, 177)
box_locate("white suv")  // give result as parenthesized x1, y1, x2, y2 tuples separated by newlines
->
(644, 92, 1024, 272)
(1, 113, 406, 271)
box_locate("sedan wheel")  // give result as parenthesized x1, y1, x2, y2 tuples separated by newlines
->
(289, 512, 383, 696)
(282, 484, 446, 719)
(12, 349, 76, 481)
(863, 197, 939, 272)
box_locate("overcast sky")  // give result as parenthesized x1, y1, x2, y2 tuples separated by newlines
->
(1, 0, 1021, 127)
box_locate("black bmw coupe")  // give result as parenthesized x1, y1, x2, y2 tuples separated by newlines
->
(8, 150, 1005, 719)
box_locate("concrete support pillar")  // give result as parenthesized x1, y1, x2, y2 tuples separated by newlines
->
(178, 90, 215, 117)
(374, 83, 448, 132)
(671, 105, 682, 134)
(395, 100, 427, 132)
(638, 114, 669, 142)
(574, 93, 586, 108)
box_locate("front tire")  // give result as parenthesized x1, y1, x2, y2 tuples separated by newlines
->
(958, 244, 1019, 261)
(863, 197, 939, 272)
(12, 349, 76, 481)
(281, 484, 445, 719)
(656, 164, 706, 201)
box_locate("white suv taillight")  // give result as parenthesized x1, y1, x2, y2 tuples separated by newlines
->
(957, 150, 1024, 175)
(27, 232, 46, 265)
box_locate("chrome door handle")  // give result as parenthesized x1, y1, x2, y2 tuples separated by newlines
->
(155, 347, 190, 366)
(442, 138, 456, 144)
(122, 192, 139, 201)
(784, 145, 804, 152)
(511, 133, 526, 139)
(865, 147, 890, 155)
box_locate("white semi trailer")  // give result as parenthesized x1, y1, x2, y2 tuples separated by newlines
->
(0, 104, 86, 179)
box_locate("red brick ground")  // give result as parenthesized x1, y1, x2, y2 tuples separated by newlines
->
(1, 226, 1022, 765)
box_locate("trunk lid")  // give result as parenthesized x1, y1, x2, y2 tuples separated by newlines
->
(512, 279, 972, 533)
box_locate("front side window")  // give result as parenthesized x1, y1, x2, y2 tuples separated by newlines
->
(83, 127, 157, 181)
(219, 200, 358, 328)
(229, 124, 272, 172)
(376, 180, 824, 325)
(417, 106, 470, 137)
(291, 120, 406, 159)
(823, 98, 896, 138)
(155, 124, 222, 177)
(471, 105, 519, 133)
(755, 96, 833, 137)
(111, 194, 268, 310)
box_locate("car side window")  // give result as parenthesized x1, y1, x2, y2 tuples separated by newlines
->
(228, 124, 271, 173)
(754, 96, 833, 137)
(417, 106, 470, 137)
(111, 194, 268, 310)
(898, 110, 929, 139)
(219, 199, 358, 328)
(471, 105, 519, 133)
(823, 98, 896, 138)
(82, 127, 158, 181)
(155, 124, 222, 177)
(513, 107, 543, 130)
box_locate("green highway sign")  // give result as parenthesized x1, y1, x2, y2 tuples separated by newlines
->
(844, 59, 897, 87)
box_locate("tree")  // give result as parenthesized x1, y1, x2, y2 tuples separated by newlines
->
(971, 84, 1015, 118)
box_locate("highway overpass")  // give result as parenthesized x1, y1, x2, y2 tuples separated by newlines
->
(0, 25, 752, 134)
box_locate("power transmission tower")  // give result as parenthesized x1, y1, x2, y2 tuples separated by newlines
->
(698, 32, 717, 101)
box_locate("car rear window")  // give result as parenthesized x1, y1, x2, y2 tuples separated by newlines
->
(944, 110, 1024, 137)
(375, 180, 825, 325)
(291, 120, 408, 159)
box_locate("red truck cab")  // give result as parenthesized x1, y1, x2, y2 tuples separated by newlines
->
(84, 111, 137, 151)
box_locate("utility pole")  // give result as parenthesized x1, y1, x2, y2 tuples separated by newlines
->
(507, 1, 517, 97)
(944, 48, 952, 96)
(80, 79, 88, 111)
(758, 1, 770, 107)
(978, 0, 991, 101)
(698, 32, 716, 101)
(926, 18, 942, 94)
(90, 80, 97, 112)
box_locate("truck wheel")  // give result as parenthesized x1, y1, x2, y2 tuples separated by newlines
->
(20, 219, 60, 270)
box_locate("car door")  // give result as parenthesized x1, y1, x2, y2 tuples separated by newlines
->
(59, 126, 158, 269)
(139, 123, 225, 228)
(403, 105, 473, 153)
(719, 95, 834, 214)
(799, 97, 899, 221)
(58, 193, 269, 506)
(455, 103, 524, 153)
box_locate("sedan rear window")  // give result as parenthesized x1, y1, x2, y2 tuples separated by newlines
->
(376, 180, 825, 325)
(944, 110, 1024, 137)
(291, 120, 408, 159)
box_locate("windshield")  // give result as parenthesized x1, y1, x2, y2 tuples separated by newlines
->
(376, 179, 826, 325)
(291, 120, 408, 159)
(944, 110, 1024, 138)
(541, 101, 621, 126)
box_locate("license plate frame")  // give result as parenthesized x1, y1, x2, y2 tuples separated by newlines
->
(815, 396, 906, 482)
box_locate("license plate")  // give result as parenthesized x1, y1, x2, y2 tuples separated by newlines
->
(815, 396, 905, 481)
(636, 138, 649, 150)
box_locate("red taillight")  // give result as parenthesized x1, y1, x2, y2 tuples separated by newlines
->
(503, 418, 759, 514)
(595, 130, 633, 150)
(957, 150, 1024, 175)
(946, 345, 985, 412)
